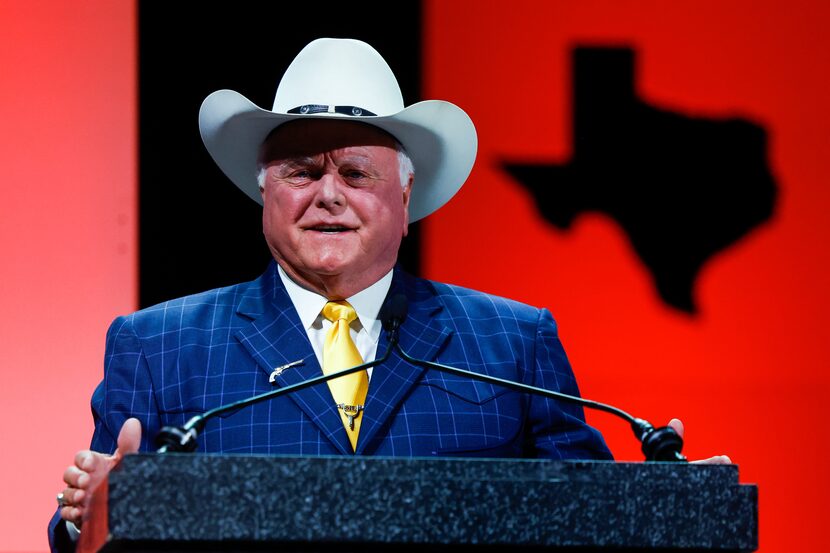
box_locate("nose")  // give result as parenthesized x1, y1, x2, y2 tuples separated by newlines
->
(314, 172, 347, 212)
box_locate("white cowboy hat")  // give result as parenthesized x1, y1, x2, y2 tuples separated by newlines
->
(199, 38, 477, 222)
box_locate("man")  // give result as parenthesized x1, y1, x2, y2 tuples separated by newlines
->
(52, 37, 709, 551)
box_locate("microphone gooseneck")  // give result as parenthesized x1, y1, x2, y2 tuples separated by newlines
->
(156, 293, 686, 461)
(386, 294, 686, 462)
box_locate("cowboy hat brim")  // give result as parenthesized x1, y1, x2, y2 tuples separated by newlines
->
(199, 89, 477, 223)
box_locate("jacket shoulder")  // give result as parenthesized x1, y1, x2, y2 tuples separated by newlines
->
(424, 278, 544, 320)
(115, 265, 275, 334)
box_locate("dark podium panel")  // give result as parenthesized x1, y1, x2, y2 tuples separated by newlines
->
(80, 454, 757, 552)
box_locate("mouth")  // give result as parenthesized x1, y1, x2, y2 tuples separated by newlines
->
(306, 224, 356, 234)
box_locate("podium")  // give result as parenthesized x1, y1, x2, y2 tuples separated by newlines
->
(79, 454, 757, 552)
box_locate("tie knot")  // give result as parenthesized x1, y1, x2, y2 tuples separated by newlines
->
(322, 301, 358, 325)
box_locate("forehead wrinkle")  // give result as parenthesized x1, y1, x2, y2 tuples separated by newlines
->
(329, 147, 378, 164)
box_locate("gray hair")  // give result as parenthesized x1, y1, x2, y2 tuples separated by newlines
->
(257, 142, 414, 191)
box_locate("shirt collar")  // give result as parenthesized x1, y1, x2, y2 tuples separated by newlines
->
(277, 264, 393, 336)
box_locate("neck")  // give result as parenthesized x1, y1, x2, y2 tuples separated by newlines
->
(276, 261, 391, 300)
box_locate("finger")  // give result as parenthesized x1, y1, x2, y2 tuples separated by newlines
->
(668, 418, 685, 439)
(74, 450, 94, 471)
(67, 449, 113, 499)
(691, 455, 732, 465)
(117, 418, 142, 453)
(59, 487, 86, 507)
(63, 466, 87, 488)
(60, 505, 83, 527)
(75, 449, 108, 474)
(113, 418, 142, 463)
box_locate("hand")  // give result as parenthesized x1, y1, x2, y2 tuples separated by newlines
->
(59, 418, 142, 528)
(668, 418, 732, 465)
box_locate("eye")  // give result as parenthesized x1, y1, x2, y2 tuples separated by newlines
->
(285, 167, 323, 183)
(342, 168, 370, 182)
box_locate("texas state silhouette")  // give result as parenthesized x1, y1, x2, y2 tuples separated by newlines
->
(504, 47, 777, 313)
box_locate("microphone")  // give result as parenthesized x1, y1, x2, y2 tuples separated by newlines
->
(381, 292, 407, 335)
(385, 294, 686, 462)
(155, 298, 408, 453)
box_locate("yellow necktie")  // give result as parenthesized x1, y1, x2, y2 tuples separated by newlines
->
(322, 301, 369, 451)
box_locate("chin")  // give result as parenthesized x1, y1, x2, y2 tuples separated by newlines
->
(303, 258, 356, 277)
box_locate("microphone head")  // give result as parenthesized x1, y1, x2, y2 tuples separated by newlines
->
(382, 293, 408, 331)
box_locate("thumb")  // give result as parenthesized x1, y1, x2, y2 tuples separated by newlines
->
(668, 418, 685, 439)
(113, 418, 142, 462)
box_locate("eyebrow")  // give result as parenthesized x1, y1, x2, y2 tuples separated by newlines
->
(275, 156, 319, 166)
(267, 151, 376, 169)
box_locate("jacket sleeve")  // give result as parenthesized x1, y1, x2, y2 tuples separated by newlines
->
(525, 308, 614, 460)
(47, 509, 74, 553)
(90, 314, 162, 454)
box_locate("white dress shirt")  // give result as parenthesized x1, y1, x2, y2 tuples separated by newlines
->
(277, 264, 393, 379)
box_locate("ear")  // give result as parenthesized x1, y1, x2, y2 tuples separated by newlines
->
(401, 175, 413, 236)
(257, 164, 269, 197)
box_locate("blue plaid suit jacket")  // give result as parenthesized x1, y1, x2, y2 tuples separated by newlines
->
(88, 262, 610, 458)
(50, 262, 610, 550)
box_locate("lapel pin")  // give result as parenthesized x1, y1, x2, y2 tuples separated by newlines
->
(269, 358, 305, 383)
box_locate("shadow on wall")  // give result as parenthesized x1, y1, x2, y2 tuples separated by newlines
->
(503, 47, 777, 314)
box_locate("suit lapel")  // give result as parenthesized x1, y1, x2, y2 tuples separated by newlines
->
(356, 272, 453, 455)
(234, 263, 352, 455)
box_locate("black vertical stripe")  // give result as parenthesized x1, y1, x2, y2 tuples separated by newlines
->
(138, 2, 423, 308)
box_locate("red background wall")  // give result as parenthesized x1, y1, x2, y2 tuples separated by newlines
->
(0, 1, 136, 550)
(423, 1, 830, 552)
(2, 1, 829, 551)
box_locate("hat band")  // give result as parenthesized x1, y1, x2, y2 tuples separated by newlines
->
(287, 104, 378, 117)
